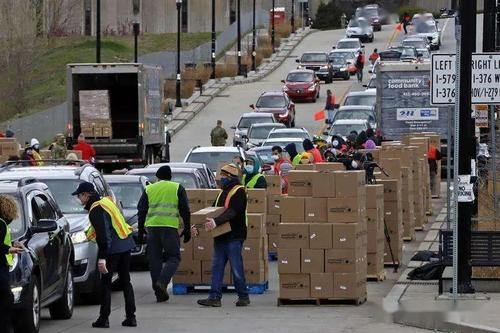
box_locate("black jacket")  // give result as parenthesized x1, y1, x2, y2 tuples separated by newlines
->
(213, 182, 247, 242)
(0, 219, 10, 269)
(137, 184, 191, 231)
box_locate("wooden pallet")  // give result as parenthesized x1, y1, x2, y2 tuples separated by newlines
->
(173, 281, 269, 295)
(277, 294, 367, 306)
(367, 271, 386, 282)
(384, 261, 401, 268)
(403, 236, 413, 242)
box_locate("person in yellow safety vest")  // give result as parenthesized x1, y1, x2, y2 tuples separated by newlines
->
(284, 143, 302, 166)
(72, 182, 137, 328)
(242, 156, 267, 189)
(137, 165, 191, 303)
(30, 138, 44, 166)
(194, 163, 250, 307)
(0, 195, 24, 333)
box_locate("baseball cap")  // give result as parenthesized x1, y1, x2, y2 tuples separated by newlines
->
(71, 181, 96, 196)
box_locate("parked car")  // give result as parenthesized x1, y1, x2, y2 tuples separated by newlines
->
(334, 38, 364, 51)
(358, 4, 385, 31)
(380, 46, 421, 63)
(282, 69, 321, 102)
(250, 91, 296, 127)
(147, 162, 217, 189)
(0, 164, 115, 299)
(333, 106, 377, 129)
(231, 112, 275, 147)
(414, 20, 441, 50)
(296, 52, 334, 83)
(243, 123, 286, 150)
(266, 127, 311, 141)
(261, 137, 305, 154)
(328, 50, 357, 77)
(342, 90, 376, 107)
(104, 175, 149, 267)
(324, 119, 370, 141)
(4, 178, 73, 333)
(402, 36, 429, 51)
(183, 146, 246, 174)
(345, 18, 374, 42)
(127, 167, 207, 189)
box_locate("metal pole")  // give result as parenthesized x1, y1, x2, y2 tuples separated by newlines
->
(301, 2, 304, 30)
(175, 0, 182, 108)
(447, 103, 452, 230)
(456, 0, 475, 295)
(291, 0, 295, 34)
(211, 0, 216, 79)
(252, 0, 256, 72)
(133, 23, 140, 63)
(483, 0, 496, 53)
(96, 0, 101, 63)
(491, 106, 497, 213)
(271, 0, 275, 53)
(237, 0, 242, 75)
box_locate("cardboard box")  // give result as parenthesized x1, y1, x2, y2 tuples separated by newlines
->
(279, 273, 310, 299)
(267, 195, 283, 215)
(301, 249, 325, 273)
(334, 171, 366, 198)
(327, 198, 366, 223)
(242, 237, 263, 261)
(268, 233, 279, 253)
(193, 237, 213, 261)
(280, 197, 305, 222)
(247, 189, 267, 213)
(304, 197, 327, 222)
(332, 223, 365, 249)
(0, 142, 20, 157)
(333, 272, 366, 299)
(295, 164, 315, 170)
(278, 223, 309, 249)
(377, 179, 401, 202)
(266, 214, 280, 235)
(202, 260, 231, 285)
(186, 189, 207, 212)
(325, 248, 366, 273)
(365, 185, 384, 209)
(288, 170, 316, 197)
(385, 200, 402, 223)
(278, 248, 301, 273)
(315, 162, 345, 173)
(191, 207, 226, 238)
(310, 273, 334, 298)
(309, 223, 333, 249)
(173, 260, 202, 284)
(204, 189, 222, 207)
(367, 253, 384, 275)
(312, 172, 336, 198)
(265, 175, 282, 195)
(247, 213, 265, 238)
(379, 158, 402, 181)
(245, 260, 266, 284)
(180, 239, 193, 261)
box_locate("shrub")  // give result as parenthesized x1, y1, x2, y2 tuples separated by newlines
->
(312, 2, 342, 30)
(276, 23, 292, 39)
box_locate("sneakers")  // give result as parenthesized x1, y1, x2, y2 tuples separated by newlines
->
(155, 281, 170, 302)
(235, 298, 250, 307)
(122, 317, 137, 327)
(197, 298, 222, 307)
(92, 317, 109, 328)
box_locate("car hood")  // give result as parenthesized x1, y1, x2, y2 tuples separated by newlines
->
(247, 138, 266, 147)
(346, 27, 364, 33)
(416, 32, 438, 39)
(299, 62, 328, 66)
(255, 107, 287, 115)
(65, 214, 90, 233)
(234, 128, 248, 137)
(285, 82, 314, 89)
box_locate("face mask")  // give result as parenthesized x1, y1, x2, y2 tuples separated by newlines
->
(351, 160, 359, 169)
(272, 155, 280, 161)
(33, 144, 39, 150)
(244, 165, 254, 174)
(220, 177, 232, 187)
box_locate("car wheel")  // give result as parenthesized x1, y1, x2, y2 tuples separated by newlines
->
(14, 278, 41, 333)
(291, 117, 296, 128)
(49, 267, 74, 320)
(370, 36, 374, 42)
(344, 73, 350, 80)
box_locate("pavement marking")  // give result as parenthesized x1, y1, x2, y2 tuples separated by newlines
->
(385, 24, 402, 49)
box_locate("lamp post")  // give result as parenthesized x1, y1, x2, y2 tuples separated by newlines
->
(175, 0, 182, 107)
(291, 0, 295, 34)
(271, 0, 275, 53)
(96, 0, 101, 63)
(211, 0, 216, 79)
(133, 22, 140, 62)
(237, 0, 242, 75)
(252, 0, 256, 71)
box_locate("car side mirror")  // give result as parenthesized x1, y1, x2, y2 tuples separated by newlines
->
(242, 135, 248, 140)
(368, 70, 373, 74)
(323, 131, 329, 136)
(333, 104, 340, 109)
(332, 46, 336, 49)
(362, 84, 368, 88)
(31, 219, 58, 234)
(230, 125, 236, 129)
(361, 44, 365, 48)
(295, 59, 300, 63)
(281, 80, 286, 84)
(249, 104, 255, 109)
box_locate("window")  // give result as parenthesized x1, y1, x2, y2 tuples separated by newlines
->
(84, 0, 92, 36)
(31, 194, 57, 223)
(132, 0, 140, 15)
(181, 0, 188, 32)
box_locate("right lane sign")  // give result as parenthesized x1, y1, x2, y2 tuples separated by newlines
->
(431, 53, 500, 105)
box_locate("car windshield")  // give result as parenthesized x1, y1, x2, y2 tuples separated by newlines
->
(334, 111, 376, 123)
(329, 57, 346, 65)
(300, 53, 327, 63)
(400, 48, 416, 57)
(348, 20, 360, 27)
(402, 40, 426, 49)
(364, 8, 378, 16)
(238, 116, 273, 129)
(380, 51, 401, 61)
(286, 72, 314, 82)
(268, 131, 308, 139)
(252, 149, 274, 164)
(256, 95, 286, 108)
(329, 123, 367, 137)
(249, 126, 277, 140)
(344, 95, 376, 106)
(1, 195, 25, 239)
(337, 41, 359, 49)
(186, 152, 238, 172)
(419, 49, 430, 58)
(41, 179, 86, 215)
(262, 141, 304, 153)
(108, 183, 143, 209)
(416, 23, 437, 33)
(172, 173, 198, 189)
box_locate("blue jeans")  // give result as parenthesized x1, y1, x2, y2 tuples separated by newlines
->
(209, 239, 249, 300)
(326, 108, 336, 124)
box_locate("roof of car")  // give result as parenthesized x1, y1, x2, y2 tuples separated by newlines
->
(103, 175, 146, 183)
(188, 146, 241, 154)
(338, 105, 375, 112)
(263, 137, 304, 143)
(338, 38, 361, 42)
(345, 90, 376, 97)
(250, 122, 284, 129)
(269, 128, 307, 133)
(239, 112, 274, 118)
(287, 69, 315, 74)
(260, 91, 287, 97)
(0, 165, 96, 180)
(147, 162, 208, 170)
(403, 37, 427, 42)
(127, 166, 199, 175)
(333, 119, 369, 125)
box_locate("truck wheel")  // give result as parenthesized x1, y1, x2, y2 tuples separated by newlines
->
(14, 278, 41, 333)
(49, 267, 74, 320)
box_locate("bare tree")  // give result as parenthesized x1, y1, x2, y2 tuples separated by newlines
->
(44, 0, 80, 37)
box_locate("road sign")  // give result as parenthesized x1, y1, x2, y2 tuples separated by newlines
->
(474, 104, 489, 128)
(457, 175, 474, 202)
(431, 53, 500, 105)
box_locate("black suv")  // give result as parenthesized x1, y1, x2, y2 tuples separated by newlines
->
(4, 178, 73, 333)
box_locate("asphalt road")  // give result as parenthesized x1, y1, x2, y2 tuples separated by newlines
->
(39, 15, 484, 333)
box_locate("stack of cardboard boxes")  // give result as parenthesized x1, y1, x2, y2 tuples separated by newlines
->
(174, 188, 269, 288)
(277, 168, 367, 302)
(79, 90, 113, 138)
(264, 175, 283, 257)
(0, 138, 19, 163)
(377, 178, 403, 265)
(366, 185, 385, 278)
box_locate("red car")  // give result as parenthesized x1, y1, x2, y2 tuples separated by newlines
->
(250, 91, 296, 127)
(281, 69, 321, 103)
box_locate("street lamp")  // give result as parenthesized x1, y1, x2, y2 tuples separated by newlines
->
(252, 0, 256, 71)
(237, 0, 242, 76)
(175, 0, 182, 108)
(133, 22, 140, 63)
(271, 0, 275, 53)
(291, 0, 295, 34)
(211, 0, 216, 79)
(96, 0, 101, 63)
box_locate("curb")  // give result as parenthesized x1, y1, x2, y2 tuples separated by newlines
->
(445, 321, 500, 333)
(166, 29, 313, 136)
